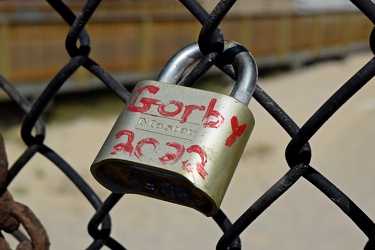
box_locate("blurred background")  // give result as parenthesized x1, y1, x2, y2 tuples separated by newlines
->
(0, 0, 375, 249)
(0, 0, 372, 101)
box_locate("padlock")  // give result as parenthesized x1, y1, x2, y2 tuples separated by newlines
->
(91, 40, 257, 216)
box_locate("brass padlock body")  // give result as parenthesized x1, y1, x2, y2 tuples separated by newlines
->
(91, 80, 255, 216)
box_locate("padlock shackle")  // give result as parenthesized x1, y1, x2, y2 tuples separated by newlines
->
(224, 41, 257, 106)
(157, 40, 257, 106)
(157, 43, 202, 85)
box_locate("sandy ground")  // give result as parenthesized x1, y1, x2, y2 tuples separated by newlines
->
(2, 51, 375, 249)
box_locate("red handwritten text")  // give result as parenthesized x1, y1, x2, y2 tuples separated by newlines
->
(110, 129, 209, 179)
(110, 130, 135, 155)
(127, 84, 224, 128)
(127, 85, 160, 113)
(184, 145, 208, 179)
(134, 138, 159, 159)
(202, 98, 224, 128)
(225, 116, 247, 147)
(159, 142, 185, 164)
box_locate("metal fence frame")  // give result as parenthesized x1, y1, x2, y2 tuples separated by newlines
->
(0, 0, 375, 249)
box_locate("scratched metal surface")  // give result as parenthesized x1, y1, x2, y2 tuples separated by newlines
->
(0, 0, 375, 249)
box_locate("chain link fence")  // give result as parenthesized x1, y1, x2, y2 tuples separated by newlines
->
(0, 0, 375, 249)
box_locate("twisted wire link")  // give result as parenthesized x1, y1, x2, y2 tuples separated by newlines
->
(0, 0, 374, 249)
(0, 0, 126, 248)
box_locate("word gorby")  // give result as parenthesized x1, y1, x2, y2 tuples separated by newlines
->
(127, 85, 225, 128)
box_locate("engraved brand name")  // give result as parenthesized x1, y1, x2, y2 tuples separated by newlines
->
(127, 84, 224, 128)
(137, 117, 197, 135)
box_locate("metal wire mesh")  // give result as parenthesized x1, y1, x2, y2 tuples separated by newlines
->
(0, 0, 375, 249)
